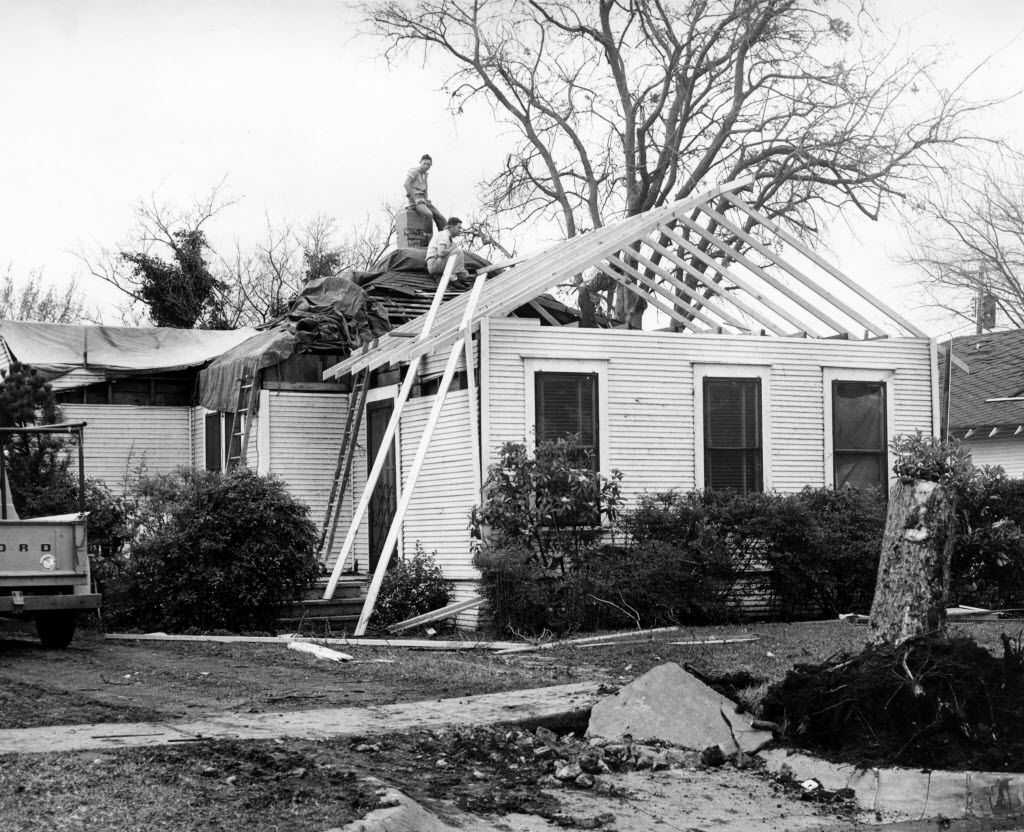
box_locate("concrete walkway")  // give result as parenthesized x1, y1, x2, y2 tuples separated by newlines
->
(0, 682, 601, 755)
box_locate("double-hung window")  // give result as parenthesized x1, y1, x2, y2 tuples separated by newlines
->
(831, 381, 887, 490)
(534, 371, 599, 470)
(703, 377, 763, 493)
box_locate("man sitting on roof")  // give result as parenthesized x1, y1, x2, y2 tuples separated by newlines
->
(404, 154, 446, 231)
(427, 217, 472, 286)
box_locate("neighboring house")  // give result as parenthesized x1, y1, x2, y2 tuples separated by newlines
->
(0, 321, 258, 486)
(940, 328, 1024, 475)
(316, 177, 941, 629)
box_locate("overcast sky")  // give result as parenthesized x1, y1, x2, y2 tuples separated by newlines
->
(2, 0, 1023, 334)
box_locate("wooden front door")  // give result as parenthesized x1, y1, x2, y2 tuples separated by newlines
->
(366, 400, 397, 574)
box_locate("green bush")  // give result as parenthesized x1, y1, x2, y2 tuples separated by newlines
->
(370, 543, 453, 631)
(951, 467, 1024, 609)
(103, 467, 319, 633)
(472, 437, 623, 571)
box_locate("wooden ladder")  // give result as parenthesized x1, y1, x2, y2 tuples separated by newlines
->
(227, 373, 259, 472)
(317, 367, 371, 566)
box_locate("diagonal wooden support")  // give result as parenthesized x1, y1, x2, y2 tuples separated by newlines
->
(353, 267, 492, 636)
(322, 255, 462, 600)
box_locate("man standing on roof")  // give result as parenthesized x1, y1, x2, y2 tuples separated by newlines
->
(404, 154, 446, 231)
(427, 216, 472, 284)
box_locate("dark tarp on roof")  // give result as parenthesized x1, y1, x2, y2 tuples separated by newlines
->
(198, 274, 391, 412)
(286, 274, 390, 352)
(198, 329, 296, 413)
(352, 248, 491, 295)
(941, 329, 1024, 432)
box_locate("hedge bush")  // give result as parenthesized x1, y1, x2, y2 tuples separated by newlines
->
(476, 479, 891, 637)
(370, 542, 453, 632)
(103, 467, 319, 632)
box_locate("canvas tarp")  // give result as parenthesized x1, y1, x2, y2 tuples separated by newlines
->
(0, 320, 257, 378)
(196, 274, 391, 412)
(197, 329, 296, 413)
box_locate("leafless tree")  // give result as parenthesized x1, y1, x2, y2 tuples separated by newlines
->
(364, 0, 994, 325)
(0, 266, 93, 324)
(904, 151, 1024, 332)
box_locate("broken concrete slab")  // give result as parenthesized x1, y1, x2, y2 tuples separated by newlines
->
(0, 682, 602, 756)
(336, 778, 466, 832)
(586, 662, 772, 756)
(761, 747, 1024, 822)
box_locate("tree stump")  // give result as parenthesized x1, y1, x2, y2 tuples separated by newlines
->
(867, 479, 956, 646)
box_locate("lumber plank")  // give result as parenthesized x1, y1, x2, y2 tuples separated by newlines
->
(387, 596, 485, 633)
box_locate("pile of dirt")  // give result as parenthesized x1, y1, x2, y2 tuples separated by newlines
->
(760, 634, 1024, 771)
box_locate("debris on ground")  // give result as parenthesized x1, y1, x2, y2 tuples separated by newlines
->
(586, 662, 773, 757)
(286, 641, 353, 662)
(760, 633, 1024, 771)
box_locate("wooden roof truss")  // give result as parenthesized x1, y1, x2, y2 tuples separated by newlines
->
(327, 176, 925, 381)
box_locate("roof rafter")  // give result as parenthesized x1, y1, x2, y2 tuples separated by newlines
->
(325, 176, 925, 380)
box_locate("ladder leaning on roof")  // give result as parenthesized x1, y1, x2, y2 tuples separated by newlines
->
(317, 366, 371, 567)
(227, 372, 259, 471)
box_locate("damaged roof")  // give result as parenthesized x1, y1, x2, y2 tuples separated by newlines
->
(0, 320, 258, 379)
(327, 176, 927, 380)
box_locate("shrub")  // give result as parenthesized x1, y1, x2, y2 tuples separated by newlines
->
(103, 467, 319, 633)
(951, 467, 1024, 609)
(771, 486, 886, 617)
(370, 542, 453, 631)
(622, 487, 886, 620)
(890, 431, 975, 489)
(472, 437, 624, 571)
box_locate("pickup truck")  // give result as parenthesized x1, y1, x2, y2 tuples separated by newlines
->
(0, 423, 101, 648)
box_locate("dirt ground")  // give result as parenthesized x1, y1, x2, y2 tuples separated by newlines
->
(3, 618, 1022, 831)
(0, 620, 608, 730)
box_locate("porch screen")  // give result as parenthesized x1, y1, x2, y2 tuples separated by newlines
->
(704, 377, 763, 493)
(534, 372, 599, 468)
(832, 381, 887, 490)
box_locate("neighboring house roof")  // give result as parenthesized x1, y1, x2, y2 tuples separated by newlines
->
(327, 176, 927, 380)
(0, 320, 258, 380)
(941, 328, 1024, 434)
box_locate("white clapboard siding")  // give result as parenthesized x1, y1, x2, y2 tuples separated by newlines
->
(263, 391, 359, 573)
(965, 437, 1024, 477)
(483, 318, 935, 503)
(61, 405, 191, 491)
(398, 389, 479, 580)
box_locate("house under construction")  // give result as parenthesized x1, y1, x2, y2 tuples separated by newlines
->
(313, 177, 938, 631)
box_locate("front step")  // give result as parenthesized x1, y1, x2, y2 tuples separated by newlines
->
(278, 577, 366, 628)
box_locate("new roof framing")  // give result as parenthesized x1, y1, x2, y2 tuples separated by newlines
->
(326, 175, 924, 382)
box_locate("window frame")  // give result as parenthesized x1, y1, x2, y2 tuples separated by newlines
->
(524, 358, 610, 476)
(693, 364, 772, 491)
(823, 367, 895, 490)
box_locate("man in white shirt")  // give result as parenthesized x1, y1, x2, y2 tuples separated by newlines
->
(426, 217, 472, 283)
(404, 154, 446, 231)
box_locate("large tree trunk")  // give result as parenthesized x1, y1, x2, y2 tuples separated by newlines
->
(867, 480, 956, 646)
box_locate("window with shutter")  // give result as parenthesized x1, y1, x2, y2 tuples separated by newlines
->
(535, 372, 599, 469)
(703, 377, 763, 493)
(535, 371, 600, 525)
(832, 381, 886, 490)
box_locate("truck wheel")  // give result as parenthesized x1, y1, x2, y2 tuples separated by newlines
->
(35, 612, 77, 649)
